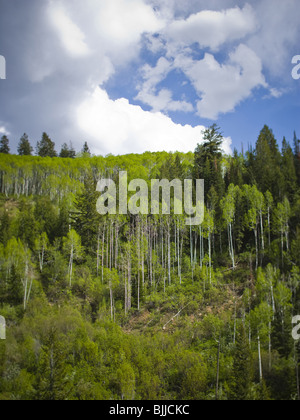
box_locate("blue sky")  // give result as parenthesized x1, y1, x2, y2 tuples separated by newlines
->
(0, 0, 300, 156)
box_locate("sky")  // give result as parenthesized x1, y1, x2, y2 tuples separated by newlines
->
(0, 0, 300, 156)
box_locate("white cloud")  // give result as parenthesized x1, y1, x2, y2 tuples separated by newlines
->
(164, 4, 257, 51)
(248, 0, 300, 78)
(173, 44, 267, 119)
(77, 87, 211, 155)
(0, 126, 9, 136)
(2, 0, 298, 157)
(135, 57, 194, 113)
(48, 3, 91, 58)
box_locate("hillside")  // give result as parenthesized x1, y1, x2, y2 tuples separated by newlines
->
(0, 125, 300, 400)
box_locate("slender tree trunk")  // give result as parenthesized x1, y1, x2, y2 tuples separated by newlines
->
(110, 281, 113, 321)
(23, 259, 29, 310)
(258, 335, 263, 382)
(215, 336, 221, 401)
(96, 229, 101, 278)
(254, 227, 258, 270)
(260, 211, 265, 251)
(167, 220, 171, 286)
(208, 232, 212, 284)
(294, 343, 300, 401)
(269, 321, 272, 372)
(101, 226, 105, 284)
(267, 207, 271, 248)
(228, 223, 235, 269)
(69, 245, 74, 287)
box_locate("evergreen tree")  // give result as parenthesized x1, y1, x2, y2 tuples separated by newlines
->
(37, 133, 57, 158)
(71, 172, 100, 248)
(293, 131, 300, 183)
(0, 135, 10, 154)
(36, 329, 72, 400)
(253, 126, 283, 199)
(281, 137, 297, 200)
(59, 142, 76, 159)
(82, 142, 91, 156)
(18, 133, 33, 156)
(194, 124, 224, 201)
(231, 323, 253, 400)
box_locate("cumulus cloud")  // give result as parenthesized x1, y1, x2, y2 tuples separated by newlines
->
(77, 87, 207, 155)
(135, 57, 194, 113)
(174, 44, 267, 119)
(0, 126, 9, 136)
(48, 4, 91, 58)
(0, 0, 299, 156)
(165, 4, 257, 51)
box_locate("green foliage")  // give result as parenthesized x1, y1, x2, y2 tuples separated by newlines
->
(0, 135, 10, 154)
(18, 134, 33, 156)
(0, 124, 300, 400)
(36, 133, 57, 158)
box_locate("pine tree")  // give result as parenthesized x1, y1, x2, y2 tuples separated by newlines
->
(18, 133, 33, 156)
(0, 135, 10, 154)
(36, 329, 71, 400)
(281, 137, 297, 200)
(253, 126, 283, 199)
(71, 172, 100, 248)
(37, 133, 57, 158)
(231, 323, 253, 400)
(82, 142, 91, 156)
(59, 142, 76, 158)
(293, 131, 300, 184)
(194, 124, 224, 200)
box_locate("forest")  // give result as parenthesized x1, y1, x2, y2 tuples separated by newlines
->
(0, 124, 300, 400)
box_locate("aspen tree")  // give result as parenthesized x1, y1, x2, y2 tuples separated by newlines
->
(34, 232, 49, 273)
(63, 229, 83, 287)
(221, 184, 238, 269)
(265, 191, 273, 249)
(274, 197, 291, 264)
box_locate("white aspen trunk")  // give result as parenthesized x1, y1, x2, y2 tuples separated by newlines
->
(109, 222, 113, 270)
(228, 223, 235, 269)
(270, 283, 275, 315)
(269, 321, 272, 371)
(190, 223, 193, 267)
(96, 230, 101, 278)
(124, 267, 128, 315)
(168, 221, 171, 286)
(254, 227, 258, 270)
(27, 274, 33, 308)
(23, 259, 29, 310)
(115, 223, 119, 270)
(148, 223, 152, 287)
(177, 222, 180, 279)
(199, 225, 203, 268)
(141, 222, 145, 290)
(174, 220, 177, 264)
(101, 226, 105, 284)
(127, 258, 131, 312)
(260, 211, 265, 251)
(258, 335, 263, 382)
(137, 221, 141, 311)
(194, 233, 198, 267)
(267, 207, 271, 248)
(110, 282, 113, 321)
(69, 245, 74, 287)
(281, 230, 284, 266)
(106, 223, 109, 268)
(208, 232, 212, 284)
(285, 224, 289, 252)
(233, 300, 237, 344)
